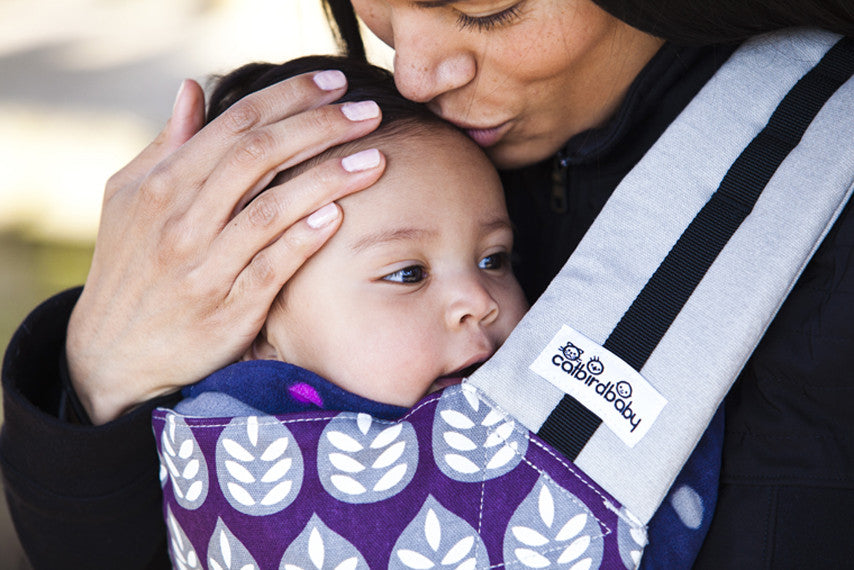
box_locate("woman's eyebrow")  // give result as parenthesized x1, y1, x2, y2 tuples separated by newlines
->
(350, 227, 437, 252)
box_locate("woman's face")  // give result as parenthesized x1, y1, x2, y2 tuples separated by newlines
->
(352, 0, 663, 169)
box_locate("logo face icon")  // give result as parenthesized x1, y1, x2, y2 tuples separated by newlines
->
(560, 342, 584, 362)
(615, 381, 632, 399)
(586, 357, 604, 376)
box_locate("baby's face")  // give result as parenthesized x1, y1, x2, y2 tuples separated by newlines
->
(258, 125, 528, 407)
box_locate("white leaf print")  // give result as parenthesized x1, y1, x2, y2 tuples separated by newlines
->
(630, 550, 643, 565)
(328, 453, 365, 473)
(162, 435, 176, 458)
(169, 415, 177, 443)
(260, 481, 293, 505)
(569, 558, 593, 570)
(220, 528, 232, 567)
(327, 431, 364, 453)
(309, 527, 325, 570)
(440, 410, 475, 430)
(441, 536, 474, 565)
(372, 440, 406, 469)
(182, 459, 200, 480)
(442, 432, 477, 452)
(462, 386, 480, 412)
(630, 527, 647, 546)
(260, 437, 289, 461)
(357, 413, 373, 435)
(261, 458, 292, 482)
(184, 481, 203, 502)
(480, 409, 503, 427)
(397, 549, 435, 569)
(227, 482, 256, 506)
(334, 558, 359, 570)
(246, 416, 258, 447)
(374, 463, 407, 492)
(515, 548, 550, 568)
(484, 421, 514, 448)
(210, 560, 223, 570)
(511, 526, 549, 547)
(444, 454, 480, 474)
(238, 565, 255, 570)
(555, 513, 588, 541)
(222, 439, 254, 462)
(456, 559, 477, 570)
(163, 454, 180, 478)
(538, 485, 555, 528)
(330, 475, 367, 495)
(225, 460, 256, 484)
(486, 444, 516, 471)
(159, 463, 167, 484)
(425, 508, 441, 551)
(371, 424, 403, 449)
(178, 439, 194, 459)
(557, 536, 590, 563)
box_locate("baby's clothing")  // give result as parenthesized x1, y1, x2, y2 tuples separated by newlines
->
(177, 359, 406, 420)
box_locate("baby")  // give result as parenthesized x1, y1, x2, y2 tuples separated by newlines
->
(175, 56, 528, 420)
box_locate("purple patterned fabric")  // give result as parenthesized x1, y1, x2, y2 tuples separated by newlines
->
(154, 384, 646, 569)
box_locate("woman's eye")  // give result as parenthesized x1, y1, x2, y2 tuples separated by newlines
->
(382, 265, 428, 283)
(478, 252, 508, 270)
(456, 3, 522, 32)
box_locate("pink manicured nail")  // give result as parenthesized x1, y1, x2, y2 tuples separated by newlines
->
(313, 70, 346, 91)
(341, 149, 381, 172)
(341, 101, 380, 121)
(306, 203, 340, 229)
(172, 79, 189, 115)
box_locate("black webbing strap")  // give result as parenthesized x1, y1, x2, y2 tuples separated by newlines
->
(538, 37, 854, 461)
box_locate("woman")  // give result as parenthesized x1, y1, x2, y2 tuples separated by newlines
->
(2, 0, 852, 568)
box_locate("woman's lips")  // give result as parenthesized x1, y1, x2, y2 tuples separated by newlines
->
(460, 122, 510, 148)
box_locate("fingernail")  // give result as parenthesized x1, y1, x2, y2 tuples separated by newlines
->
(307, 203, 340, 229)
(341, 148, 381, 172)
(341, 101, 380, 121)
(172, 79, 189, 115)
(313, 70, 346, 91)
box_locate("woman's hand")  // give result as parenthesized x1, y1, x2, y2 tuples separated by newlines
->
(66, 72, 385, 425)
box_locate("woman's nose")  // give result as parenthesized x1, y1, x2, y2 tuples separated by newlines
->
(446, 277, 500, 329)
(391, 14, 476, 103)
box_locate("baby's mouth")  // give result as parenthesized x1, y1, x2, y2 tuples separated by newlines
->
(429, 361, 486, 393)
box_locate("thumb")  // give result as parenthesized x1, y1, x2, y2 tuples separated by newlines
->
(165, 79, 206, 151)
(105, 79, 206, 195)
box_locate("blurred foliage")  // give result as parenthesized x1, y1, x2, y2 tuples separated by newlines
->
(0, 233, 94, 408)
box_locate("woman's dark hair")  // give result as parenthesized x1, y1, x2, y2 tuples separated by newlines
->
(206, 55, 438, 128)
(321, 0, 853, 51)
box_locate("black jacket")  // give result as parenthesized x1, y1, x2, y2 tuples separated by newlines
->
(3, 42, 853, 569)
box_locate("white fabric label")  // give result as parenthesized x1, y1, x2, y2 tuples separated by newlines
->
(530, 325, 667, 447)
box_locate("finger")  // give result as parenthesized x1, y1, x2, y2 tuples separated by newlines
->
(209, 149, 385, 277)
(192, 99, 382, 228)
(225, 202, 344, 319)
(168, 70, 352, 180)
(105, 80, 205, 198)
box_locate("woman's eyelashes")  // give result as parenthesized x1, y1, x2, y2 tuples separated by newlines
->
(456, 2, 523, 32)
(382, 265, 428, 284)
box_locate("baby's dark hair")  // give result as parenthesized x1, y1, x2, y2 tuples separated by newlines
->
(207, 55, 443, 130)
(205, 55, 466, 184)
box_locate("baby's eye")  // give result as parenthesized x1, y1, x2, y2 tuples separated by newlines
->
(382, 265, 428, 283)
(478, 252, 508, 270)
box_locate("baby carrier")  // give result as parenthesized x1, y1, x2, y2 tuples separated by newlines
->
(153, 29, 854, 569)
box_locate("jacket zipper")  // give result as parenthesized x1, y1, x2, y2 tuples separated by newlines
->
(551, 151, 570, 214)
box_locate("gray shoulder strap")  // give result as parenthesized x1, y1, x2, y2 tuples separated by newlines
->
(467, 29, 854, 522)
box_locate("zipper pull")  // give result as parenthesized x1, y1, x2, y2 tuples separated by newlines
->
(551, 153, 569, 214)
